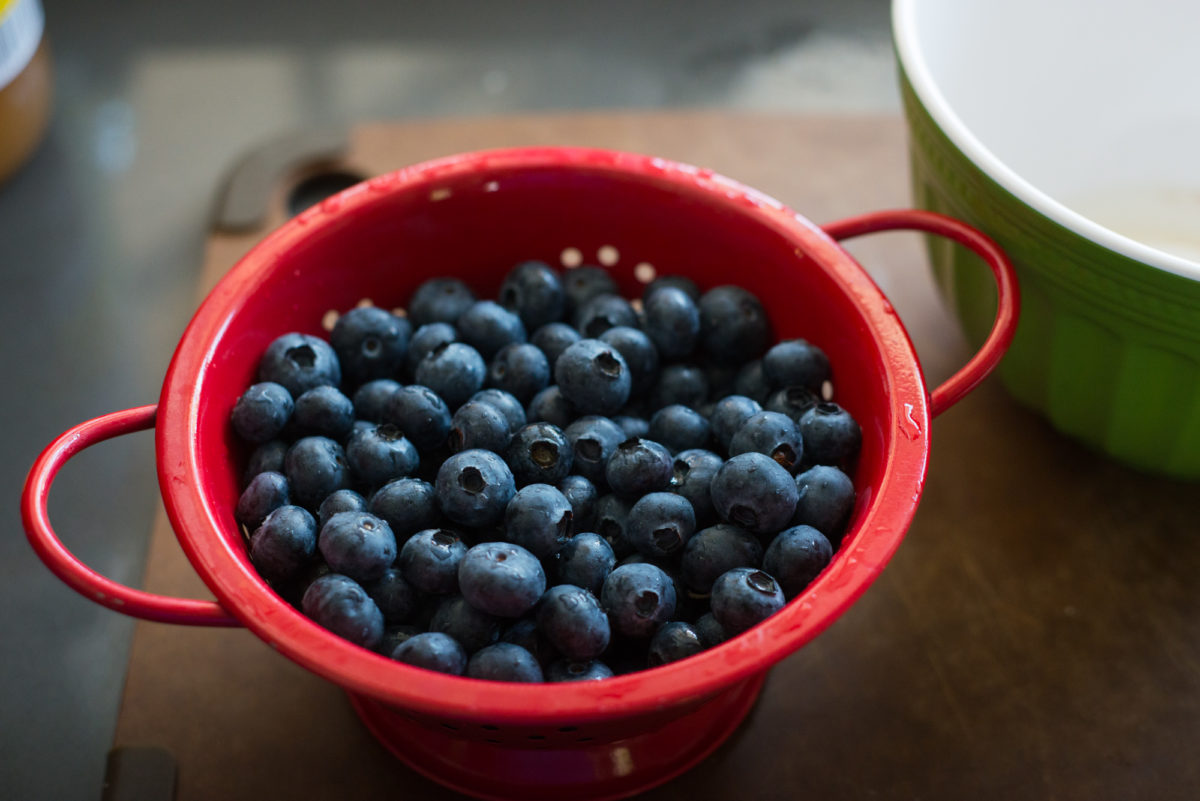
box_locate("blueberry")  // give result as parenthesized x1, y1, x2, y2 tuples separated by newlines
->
(284, 436, 352, 511)
(710, 567, 786, 634)
(414, 341, 486, 409)
(500, 617, 559, 667)
(728, 411, 804, 474)
(732, 360, 771, 404)
(698, 286, 771, 363)
(345, 422, 419, 489)
(762, 524, 833, 599)
(466, 642, 545, 682)
(605, 437, 673, 499)
(601, 563, 677, 638)
(497, 260, 566, 331)
(243, 440, 288, 486)
(302, 573, 384, 649)
(368, 478, 440, 544)
(763, 385, 820, 423)
(257, 333, 342, 398)
(317, 488, 368, 529)
(536, 584, 611, 661)
(456, 300, 527, 361)
(526, 385, 577, 429)
(428, 594, 501, 654)
(792, 464, 856, 542)
(648, 405, 711, 454)
(249, 504, 318, 584)
(458, 541, 547, 617)
(407, 277, 476, 327)
(470, 388, 527, 433)
(502, 485, 572, 558)
(231, 382, 294, 443)
(448, 399, 513, 454)
(647, 621, 706, 667)
(562, 265, 618, 314)
(626, 492, 696, 560)
(700, 359, 740, 402)
(598, 326, 660, 398)
(553, 532, 616, 597)
(505, 422, 573, 487)
(669, 448, 724, 527)
(710, 453, 799, 536)
(405, 322, 458, 378)
(574, 293, 639, 338)
(386, 384, 452, 452)
(642, 286, 700, 361)
(563, 415, 626, 486)
(236, 470, 290, 531)
(330, 306, 411, 386)
(530, 322, 582, 372)
(709, 395, 763, 454)
(435, 449, 516, 527)
(680, 523, 763, 595)
(352, 379, 403, 423)
(318, 511, 397, 584)
(376, 624, 422, 656)
(557, 474, 599, 532)
(693, 612, 728, 648)
(648, 364, 709, 411)
(644, 275, 700, 302)
(594, 494, 635, 559)
(612, 414, 650, 441)
(545, 659, 614, 682)
(398, 528, 468, 595)
(390, 631, 467, 675)
(762, 338, 831, 393)
(798, 402, 862, 471)
(555, 339, 632, 416)
(486, 342, 550, 405)
(364, 567, 418, 624)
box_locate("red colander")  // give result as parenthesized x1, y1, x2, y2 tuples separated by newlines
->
(22, 147, 1018, 801)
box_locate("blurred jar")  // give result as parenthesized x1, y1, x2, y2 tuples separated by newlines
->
(0, 0, 51, 184)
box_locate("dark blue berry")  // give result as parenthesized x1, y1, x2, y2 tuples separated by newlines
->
(763, 338, 831, 393)
(302, 573, 384, 649)
(710, 452, 799, 536)
(387, 384, 452, 452)
(728, 411, 804, 474)
(763, 385, 820, 423)
(501, 617, 559, 667)
(798, 402, 862, 471)
(732, 360, 771, 403)
(710, 567, 786, 634)
(447, 399, 513, 454)
(594, 494, 635, 558)
(352, 379, 402, 423)
(458, 541, 547, 617)
(642, 286, 700, 361)
(599, 326, 660, 398)
(505, 422, 573, 487)
(317, 488, 367, 529)
(456, 300, 527, 361)
(470, 388, 527, 433)
(709, 395, 763, 453)
(563, 415, 625, 486)
(236, 470, 289, 530)
(486, 343, 550, 405)
(249, 504, 317, 584)
(376, 624, 422, 656)
(536, 584, 611, 661)
(398, 528, 468, 595)
(669, 448, 724, 527)
(498, 260, 566, 331)
(612, 414, 650, 441)
(649, 364, 709, 411)
(530, 322, 582, 372)
(232, 382, 295, 444)
(648, 404, 711, 453)
(762, 524, 833, 600)
(466, 642, 544, 682)
(562, 266, 618, 314)
(626, 492, 696, 560)
(680, 523, 763, 594)
(257, 333, 342, 399)
(318, 511, 397, 584)
(553, 532, 615, 596)
(292, 385, 355, 439)
(429, 595, 501, 653)
(526, 385, 577, 429)
(345, 422, 419, 489)
(647, 621, 705, 666)
(407, 277, 476, 327)
(405, 322, 458, 378)
(555, 339, 632, 416)
(330, 306, 410, 386)
(644, 275, 700, 302)
(601, 562, 677, 638)
(368, 478, 440, 544)
(243, 440, 288, 486)
(434, 449, 516, 527)
(698, 285, 771, 363)
(694, 612, 728, 647)
(546, 659, 614, 682)
(605, 437, 673, 499)
(364, 567, 418, 624)
(574, 293, 639, 338)
(557, 475, 598, 532)
(414, 341, 486, 409)
(504, 484, 574, 559)
(284, 436, 352, 511)
(390, 631, 467, 674)
(792, 464, 856, 542)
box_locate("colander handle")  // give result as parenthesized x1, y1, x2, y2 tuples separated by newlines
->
(821, 209, 1020, 418)
(21, 405, 241, 627)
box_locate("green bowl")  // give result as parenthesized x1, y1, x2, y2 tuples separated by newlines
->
(893, 0, 1200, 479)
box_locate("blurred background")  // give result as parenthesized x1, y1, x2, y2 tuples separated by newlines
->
(2, 1, 895, 797)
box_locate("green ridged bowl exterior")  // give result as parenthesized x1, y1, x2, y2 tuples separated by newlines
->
(899, 67, 1200, 479)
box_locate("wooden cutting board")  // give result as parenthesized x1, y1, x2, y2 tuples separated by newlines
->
(109, 112, 1200, 801)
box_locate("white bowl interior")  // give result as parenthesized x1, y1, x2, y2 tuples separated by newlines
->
(895, 0, 1200, 276)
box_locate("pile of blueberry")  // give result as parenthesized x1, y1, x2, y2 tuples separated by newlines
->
(231, 260, 861, 682)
